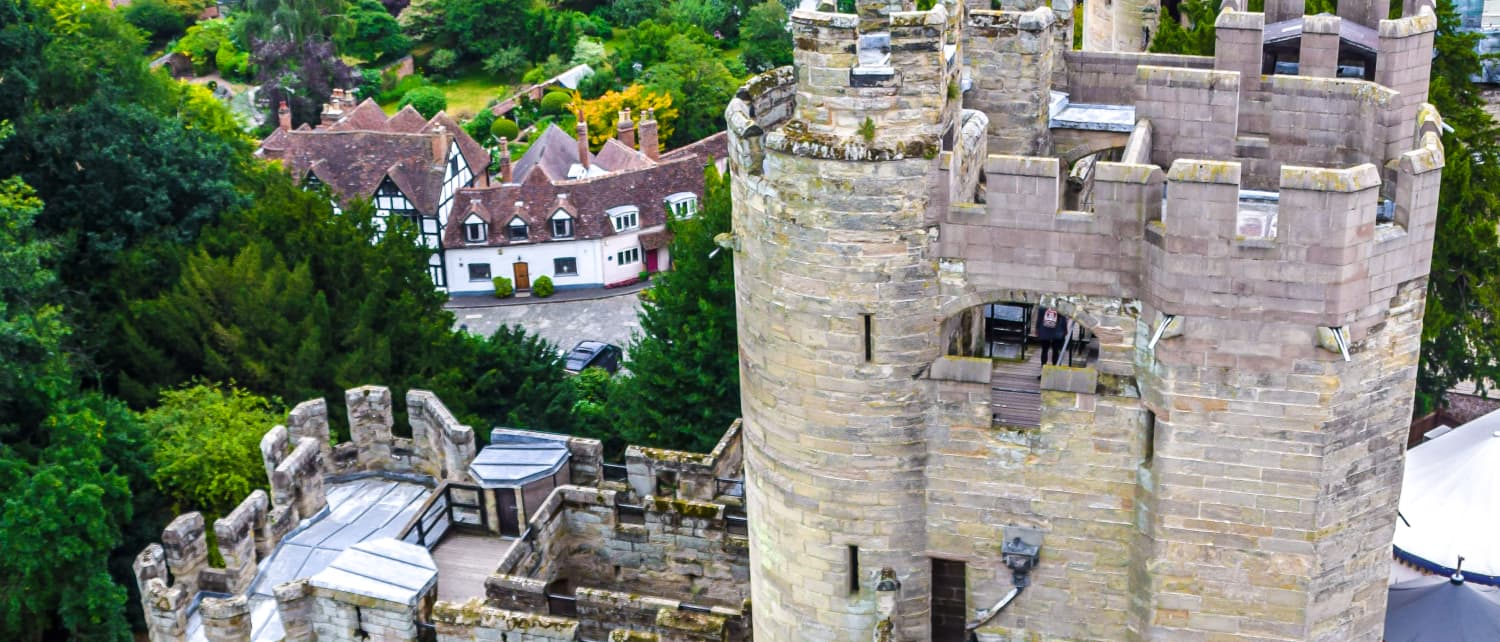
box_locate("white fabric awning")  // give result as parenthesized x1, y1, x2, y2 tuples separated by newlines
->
(1394, 408, 1500, 584)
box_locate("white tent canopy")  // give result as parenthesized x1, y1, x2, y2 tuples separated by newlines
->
(1394, 408, 1500, 584)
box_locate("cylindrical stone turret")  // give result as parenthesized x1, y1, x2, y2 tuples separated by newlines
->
(730, 1, 960, 638)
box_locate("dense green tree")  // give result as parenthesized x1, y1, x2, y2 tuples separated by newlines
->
(608, 165, 738, 453)
(142, 383, 281, 516)
(0, 154, 146, 642)
(665, 0, 731, 34)
(238, 0, 357, 127)
(1414, 0, 1500, 409)
(1148, 0, 1218, 55)
(446, 326, 580, 440)
(398, 84, 448, 117)
(643, 34, 740, 147)
(112, 167, 462, 413)
(123, 0, 186, 43)
(337, 0, 411, 63)
(605, 0, 667, 26)
(741, 0, 792, 72)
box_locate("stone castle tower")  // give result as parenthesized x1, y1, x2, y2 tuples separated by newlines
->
(726, 0, 1444, 638)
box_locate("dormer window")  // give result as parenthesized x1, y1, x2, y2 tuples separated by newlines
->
(666, 192, 698, 219)
(551, 210, 574, 239)
(463, 214, 487, 244)
(608, 206, 639, 233)
(508, 217, 529, 242)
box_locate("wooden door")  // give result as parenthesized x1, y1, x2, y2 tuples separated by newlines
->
(513, 261, 530, 290)
(644, 248, 659, 273)
(498, 488, 520, 537)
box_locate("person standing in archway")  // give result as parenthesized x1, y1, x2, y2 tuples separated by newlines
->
(1035, 306, 1069, 368)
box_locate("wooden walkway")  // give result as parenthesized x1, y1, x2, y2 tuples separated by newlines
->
(992, 355, 1042, 429)
(431, 532, 516, 602)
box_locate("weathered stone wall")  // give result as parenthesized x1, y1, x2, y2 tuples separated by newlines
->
(201, 595, 252, 642)
(965, 8, 1057, 155)
(1061, 52, 1212, 105)
(625, 422, 743, 502)
(1376, 7, 1438, 158)
(286, 397, 332, 471)
(1268, 76, 1397, 174)
(734, 92, 948, 640)
(1134, 66, 1240, 169)
(407, 388, 477, 481)
(1214, 10, 1267, 135)
(488, 486, 750, 620)
(272, 436, 328, 520)
(432, 599, 579, 641)
(347, 385, 395, 469)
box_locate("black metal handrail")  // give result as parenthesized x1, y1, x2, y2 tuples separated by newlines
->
(602, 463, 628, 482)
(725, 513, 749, 536)
(546, 591, 579, 617)
(714, 477, 744, 499)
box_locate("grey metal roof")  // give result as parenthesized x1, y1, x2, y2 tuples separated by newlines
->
(1048, 92, 1136, 133)
(309, 538, 438, 607)
(1263, 16, 1379, 53)
(468, 430, 571, 488)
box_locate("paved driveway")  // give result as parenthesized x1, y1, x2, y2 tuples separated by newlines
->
(449, 292, 646, 357)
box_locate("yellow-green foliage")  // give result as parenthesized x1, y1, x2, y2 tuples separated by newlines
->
(143, 382, 283, 516)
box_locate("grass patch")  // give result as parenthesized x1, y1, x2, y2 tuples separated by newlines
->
(377, 65, 516, 119)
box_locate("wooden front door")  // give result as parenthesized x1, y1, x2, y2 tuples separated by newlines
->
(497, 488, 520, 537)
(513, 261, 530, 290)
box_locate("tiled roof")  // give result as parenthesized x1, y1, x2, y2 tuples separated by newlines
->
(256, 99, 490, 218)
(443, 128, 722, 249)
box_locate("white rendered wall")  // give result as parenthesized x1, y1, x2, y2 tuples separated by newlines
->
(445, 238, 605, 294)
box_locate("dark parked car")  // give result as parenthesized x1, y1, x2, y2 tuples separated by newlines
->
(563, 341, 622, 374)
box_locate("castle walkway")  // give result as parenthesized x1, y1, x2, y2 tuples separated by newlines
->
(184, 478, 431, 642)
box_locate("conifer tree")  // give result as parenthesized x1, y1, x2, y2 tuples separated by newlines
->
(608, 165, 739, 453)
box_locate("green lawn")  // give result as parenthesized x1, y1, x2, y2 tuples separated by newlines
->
(378, 66, 515, 119)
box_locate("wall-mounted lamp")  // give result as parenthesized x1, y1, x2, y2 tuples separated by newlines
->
(1002, 527, 1043, 587)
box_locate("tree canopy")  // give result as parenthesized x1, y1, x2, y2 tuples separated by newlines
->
(607, 165, 739, 453)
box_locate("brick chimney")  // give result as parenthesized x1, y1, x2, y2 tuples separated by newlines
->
(617, 108, 636, 148)
(431, 124, 451, 167)
(576, 115, 590, 171)
(278, 101, 291, 131)
(639, 108, 659, 161)
(498, 137, 513, 184)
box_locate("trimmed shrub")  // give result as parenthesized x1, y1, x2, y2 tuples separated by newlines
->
(398, 86, 447, 118)
(540, 91, 573, 116)
(427, 48, 459, 76)
(489, 118, 520, 142)
(533, 275, 555, 298)
(492, 276, 514, 298)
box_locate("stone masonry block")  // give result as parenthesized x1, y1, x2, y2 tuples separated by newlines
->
(346, 385, 394, 471)
(161, 512, 207, 599)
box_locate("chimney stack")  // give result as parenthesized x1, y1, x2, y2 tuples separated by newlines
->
(617, 108, 636, 149)
(639, 108, 659, 161)
(498, 137, 513, 184)
(431, 124, 450, 167)
(576, 114, 590, 171)
(278, 101, 292, 131)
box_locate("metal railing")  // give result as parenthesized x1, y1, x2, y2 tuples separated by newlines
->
(399, 482, 489, 548)
(714, 477, 745, 499)
(602, 463, 628, 482)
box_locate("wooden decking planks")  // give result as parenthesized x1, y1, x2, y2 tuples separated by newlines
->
(431, 532, 516, 602)
(992, 355, 1042, 429)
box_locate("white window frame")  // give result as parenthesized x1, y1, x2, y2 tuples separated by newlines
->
(617, 247, 641, 265)
(468, 263, 492, 281)
(554, 257, 578, 276)
(551, 210, 574, 239)
(463, 214, 487, 244)
(507, 216, 529, 242)
(608, 205, 640, 233)
(666, 192, 698, 219)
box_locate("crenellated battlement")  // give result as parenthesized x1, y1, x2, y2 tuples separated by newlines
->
(772, 0, 961, 159)
(728, 0, 1445, 636)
